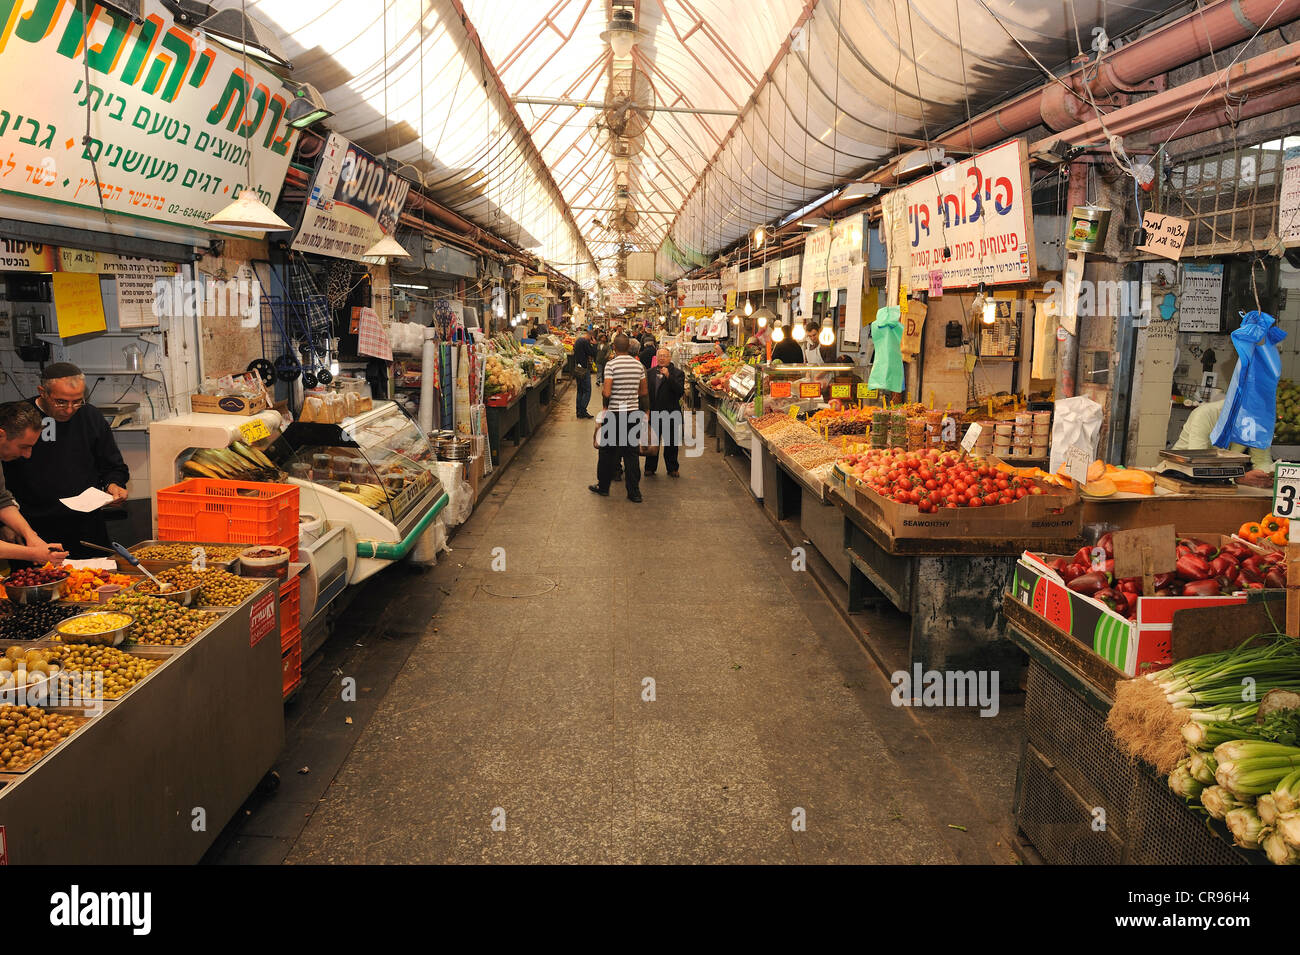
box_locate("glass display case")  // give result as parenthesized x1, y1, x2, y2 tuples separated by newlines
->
(275, 400, 444, 538)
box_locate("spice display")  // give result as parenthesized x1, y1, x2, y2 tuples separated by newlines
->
(0, 705, 81, 771)
(104, 595, 219, 647)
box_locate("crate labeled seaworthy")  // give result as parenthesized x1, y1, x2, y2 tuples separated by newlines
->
(156, 479, 299, 560)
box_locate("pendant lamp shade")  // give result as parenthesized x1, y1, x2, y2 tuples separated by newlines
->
(206, 190, 291, 232)
(364, 233, 410, 260)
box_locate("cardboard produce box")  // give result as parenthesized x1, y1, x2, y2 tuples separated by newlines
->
(1011, 550, 1253, 677)
(465, 452, 484, 501)
(190, 393, 269, 416)
(844, 475, 1082, 542)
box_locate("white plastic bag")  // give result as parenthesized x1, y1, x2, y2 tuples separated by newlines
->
(1049, 396, 1104, 475)
(433, 462, 474, 527)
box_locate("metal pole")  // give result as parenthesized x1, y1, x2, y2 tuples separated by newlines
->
(511, 96, 740, 117)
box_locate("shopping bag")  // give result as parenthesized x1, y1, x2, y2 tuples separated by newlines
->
(1211, 310, 1287, 449)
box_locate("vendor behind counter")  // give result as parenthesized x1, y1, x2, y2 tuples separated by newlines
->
(1170, 398, 1274, 488)
(2, 363, 129, 557)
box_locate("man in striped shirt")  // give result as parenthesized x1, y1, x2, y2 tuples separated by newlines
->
(590, 333, 647, 502)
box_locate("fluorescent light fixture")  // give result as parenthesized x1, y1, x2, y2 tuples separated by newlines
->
(393, 283, 429, 290)
(897, 147, 946, 176)
(284, 82, 332, 129)
(198, 6, 292, 70)
(800, 217, 831, 228)
(206, 190, 291, 232)
(839, 181, 882, 202)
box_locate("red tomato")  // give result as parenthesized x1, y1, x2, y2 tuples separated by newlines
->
(925, 479, 938, 491)
(1015, 487, 1027, 499)
(984, 492, 1000, 506)
(996, 478, 1009, 491)
(968, 497, 983, 507)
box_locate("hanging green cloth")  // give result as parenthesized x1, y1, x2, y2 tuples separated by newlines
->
(867, 306, 904, 393)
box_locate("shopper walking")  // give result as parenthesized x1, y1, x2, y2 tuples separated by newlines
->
(573, 329, 596, 419)
(590, 333, 646, 502)
(638, 334, 656, 370)
(595, 330, 611, 385)
(643, 347, 685, 478)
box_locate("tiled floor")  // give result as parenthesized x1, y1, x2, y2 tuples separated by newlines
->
(208, 392, 1024, 864)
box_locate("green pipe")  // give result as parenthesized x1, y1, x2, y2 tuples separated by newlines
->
(356, 493, 449, 560)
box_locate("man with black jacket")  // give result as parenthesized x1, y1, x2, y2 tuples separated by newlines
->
(643, 347, 686, 477)
(573, 330, 596, 419)
(4, 363, 129, 557)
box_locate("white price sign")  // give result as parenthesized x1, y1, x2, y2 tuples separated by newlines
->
(1064, 445, 1092, 484)
(1273, 463, 1300, 539)
(960, 423, 982, 453)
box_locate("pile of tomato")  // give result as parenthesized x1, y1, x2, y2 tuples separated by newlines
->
(842, 447, 1045, 513)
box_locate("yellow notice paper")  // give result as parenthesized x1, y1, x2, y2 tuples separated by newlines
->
(51, 273, 107, 338)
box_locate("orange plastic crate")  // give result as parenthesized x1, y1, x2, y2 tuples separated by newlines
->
(281, 630, 302, 698)
(157, 478, 299, 560)
(279, 575, 301, 638)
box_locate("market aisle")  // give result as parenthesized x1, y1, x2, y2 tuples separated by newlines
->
(285, 405, 1017, 864)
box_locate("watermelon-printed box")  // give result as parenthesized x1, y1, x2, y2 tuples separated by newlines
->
(1012, 552, 1250, 677)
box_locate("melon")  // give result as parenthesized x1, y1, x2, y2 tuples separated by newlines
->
(1084, 477, 1118, 497)
(1087, 459, 1107, 482)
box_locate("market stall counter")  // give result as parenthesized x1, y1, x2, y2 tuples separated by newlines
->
(0, 576, 283, 863)
(1002, 594, 1273, 865)
(485, 390, 524, 466)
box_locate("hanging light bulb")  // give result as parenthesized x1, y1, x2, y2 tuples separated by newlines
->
(756, 310, 768, 328)
(600, 9, 641, 57)
(744, 299, 753, 316)
(771, 320, 785, 342)
(329, 359, 340, 376)
(982, 299, 997, 326)
(818, 318, 835, 347)
(731, 314, 740, 326)
(792, 322, 807, 342)
(753, 226, 765, 249)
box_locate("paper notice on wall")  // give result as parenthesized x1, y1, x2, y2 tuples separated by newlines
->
(1178, 263, 1224, 332)
(843, 263, 865, 345)
(112, 259, 179, 328)
(1137, 211, 1190, 260)
(1280, 146, 1300, 248)
(1060, 250, 1085, 336)
(51, 273, 107, 338)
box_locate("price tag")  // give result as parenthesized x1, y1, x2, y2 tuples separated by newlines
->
(960, 423, 982, 453)
(856, 383, 876, 399)
(239, 419, 271, 443)
(770, 381, 791, 398)
(1274, 463, 1300, 532)
(928, 270, 943, 297)
(798, 382, 821, 399)
(830, 383, 851, 399)
(1064, 445, 1092, 484)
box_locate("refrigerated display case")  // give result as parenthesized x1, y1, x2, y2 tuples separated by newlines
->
(274, 400, 447, 584)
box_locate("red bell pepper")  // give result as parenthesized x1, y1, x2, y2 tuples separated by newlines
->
(1097, 532, 1114, 558)
(1242, 554, 1268, 575)
(1153, 572, 1176, 590)
(1182, 578, 1222, 596)
(1116, 576, 1142, 594)
(1067, 571, 1109, 596)
(1062, 562, 1087, 583)
(1265, 568, 1287, 590)
(1208, 555, 1238, 578)
(1092, 587, 1126, 612)
(1192, 540, 1218, 560)
(1175, 554, 1212, 581)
